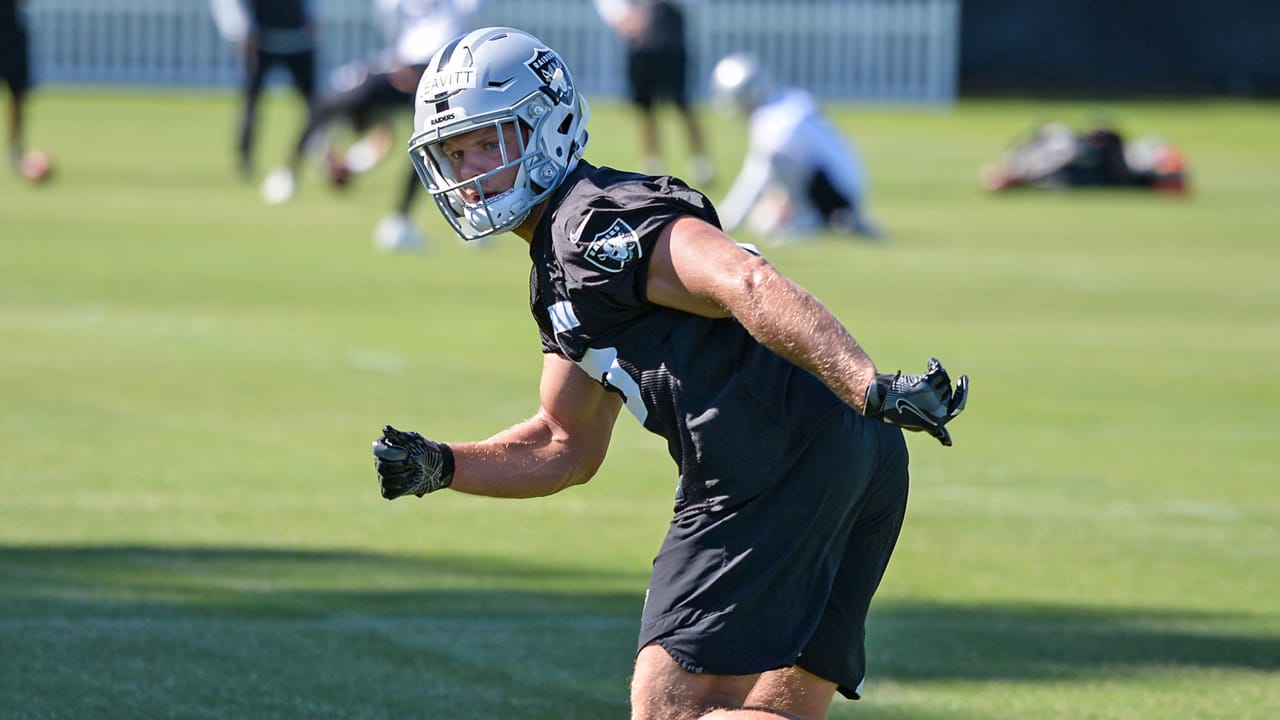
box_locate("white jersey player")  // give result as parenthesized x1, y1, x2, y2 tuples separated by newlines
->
(712, 54, 883, 241)
(373, 0, 483, 68)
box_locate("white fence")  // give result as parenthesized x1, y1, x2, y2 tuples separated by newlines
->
(23, 0, 958, 103)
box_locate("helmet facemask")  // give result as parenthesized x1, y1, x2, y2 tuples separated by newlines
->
(411, 112, 538, 240)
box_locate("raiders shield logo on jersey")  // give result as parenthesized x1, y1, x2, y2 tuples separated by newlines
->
(585, 218, 641, 272)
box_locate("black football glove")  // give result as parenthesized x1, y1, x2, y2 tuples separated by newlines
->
(864, 358, 969, 446)
(371, 425, 455, 499)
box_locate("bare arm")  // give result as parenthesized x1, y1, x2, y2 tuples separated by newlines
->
(446, 353, 624, 498)
(593, 0, 646, 40)
(717, 153, 773, 233)
(646, 216, 878, 413)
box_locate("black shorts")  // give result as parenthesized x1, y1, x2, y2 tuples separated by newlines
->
(626, 48, 689, 109)
(0, 26, 31, 97)
(807, 168, 855, 223)
(638, 409, 909, 700)
(245, 48, 316, 99)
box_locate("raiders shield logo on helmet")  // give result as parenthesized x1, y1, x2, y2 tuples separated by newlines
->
(526, 48, 573, 105)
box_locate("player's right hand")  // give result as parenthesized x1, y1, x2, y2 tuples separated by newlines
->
(863, 358, 969, 446)
(371, 425, 455, 499)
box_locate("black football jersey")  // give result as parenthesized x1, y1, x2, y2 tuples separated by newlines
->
(529, 162, 844, 508)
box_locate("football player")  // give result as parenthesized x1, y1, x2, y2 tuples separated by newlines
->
(711, 53, 884, 242)
(372, 27, 967, 720)
(978, 120, 1189, 194)
(211, 0, 316, 179)
(2, 0, 51, 182)
(260, 0, 483, 252)
(593, 0, 713, 186)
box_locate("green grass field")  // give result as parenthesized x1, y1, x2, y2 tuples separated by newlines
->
(2, 89, 1278, 719)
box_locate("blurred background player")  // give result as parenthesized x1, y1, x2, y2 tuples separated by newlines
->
(210, 0, 317, 180)
(593, 0, 713, 186)
(711, 53, 883, 243)
(2, 0, 51, 182)
(978, 120, 1188, 194)
(261, 0, 483, 253)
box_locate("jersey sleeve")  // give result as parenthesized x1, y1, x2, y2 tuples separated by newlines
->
(551, 176, 719, 321)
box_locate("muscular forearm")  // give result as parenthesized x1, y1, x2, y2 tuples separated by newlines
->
(731, 257, 878, 413)
(446, 412, 601, 498)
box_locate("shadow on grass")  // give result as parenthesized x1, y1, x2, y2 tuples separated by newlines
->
(1, 545, 1276, 718)
(0, 544, 644, 720)
(2, 544, 1276, 675)
(870, 599, 1280, 680)
(0, 543, 646, 618)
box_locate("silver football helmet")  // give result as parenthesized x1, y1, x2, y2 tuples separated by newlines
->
(407, 27, 590, 241)
(710, 53, 774, 117)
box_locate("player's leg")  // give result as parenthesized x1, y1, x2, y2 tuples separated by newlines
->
(344, 122, 394, 174)
(287, 63, 392, 171)
(4, 85, 20, 171)
(289, 89, 353, 169)
(2, 23, 32, 170)
(627, 50, 663, 174)
(631, 646, 835, 720)
(678, 101, 714, 186)
(631, 643, 757, 720)
(739, 666, 836, 719)
(322, 69, 414, 187)
(238, 49, 269, 177)
(338, 68, 414, 175)
(665, 48, 713, 186)
(806, 168, 881, 239)
(284, 48, 317, 106)
(373, 165, 426, 253)
(3, 25, 49, 182)
(258, 49, 316, 193)
(697, 711, 809, 720)
(745, 160, 825, 240)
(639, 108, 662, 174)
(262, 69, 377, 203)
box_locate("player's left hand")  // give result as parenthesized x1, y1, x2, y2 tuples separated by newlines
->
(864, 358, 969, 446)
(371, 425, 455, 499)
